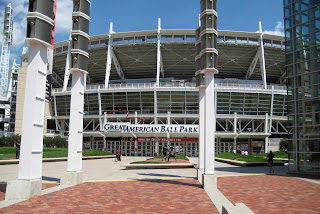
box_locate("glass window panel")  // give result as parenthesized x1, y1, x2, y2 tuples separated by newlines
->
(128, 92, 141, 114)
(101, 94, 114, 113)
(141, 92, 154, 114)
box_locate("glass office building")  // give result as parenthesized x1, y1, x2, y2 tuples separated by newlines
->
(284, 0, 320, 174)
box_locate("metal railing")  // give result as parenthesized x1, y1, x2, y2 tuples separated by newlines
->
(52, 82, 287, 94)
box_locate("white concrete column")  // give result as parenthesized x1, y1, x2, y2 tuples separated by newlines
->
(204, 71, 216, 175)
(134, 140, 138, 156)
(233, 112, 237, 150)
(198, 86, 205, 169)
(5, 42, 52, 200)
(265, 113, 269, 152)
(18, 43, 48, 180)
(67, 70, 87, 172)
(154, 90, 158, 125)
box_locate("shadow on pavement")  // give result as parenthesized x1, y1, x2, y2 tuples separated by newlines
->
(42, 176, 60, 183)
(215, 165, 288, 174)
(136, 173, 195, 179)
(129, 178, 203, 188)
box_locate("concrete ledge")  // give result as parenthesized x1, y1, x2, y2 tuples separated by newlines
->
(0, 155, 116, 165)
(215, 157, 285, 167)
(123, 163, 195, 170)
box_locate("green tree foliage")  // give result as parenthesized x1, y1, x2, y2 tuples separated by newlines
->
(5, 135, 21, 147)
(43, 136, 68, 148)
(279, 138, 288, 152)
(0, 136, 5, 147)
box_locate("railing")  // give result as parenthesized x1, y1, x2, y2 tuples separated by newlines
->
(215, 83, 287, 91)
(53, 82, 197, 93)
(53, 82, 287, 94)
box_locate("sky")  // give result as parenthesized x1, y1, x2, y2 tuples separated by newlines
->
(0, 0, 284, 66)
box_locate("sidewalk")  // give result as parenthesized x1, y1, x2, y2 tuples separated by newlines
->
(0, 157, 319, 213)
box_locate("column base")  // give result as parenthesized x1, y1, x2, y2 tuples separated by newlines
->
(5, 179, 42, 200)
(60, 171, 83, 186)
(202, 174, 217, 190)
(197, 168, 204, 185)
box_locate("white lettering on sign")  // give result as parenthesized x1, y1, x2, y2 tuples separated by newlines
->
(103, 123, 199, 134)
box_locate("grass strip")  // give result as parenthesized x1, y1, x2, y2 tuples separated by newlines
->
(216, 151, 287, 162)
(130, 161, 168, 164)
(0, 147, 114, 159)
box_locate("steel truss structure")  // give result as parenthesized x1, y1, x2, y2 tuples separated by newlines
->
(0, 4, 13, 98)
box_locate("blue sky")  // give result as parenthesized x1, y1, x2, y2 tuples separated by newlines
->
(0, 0, 284, 65)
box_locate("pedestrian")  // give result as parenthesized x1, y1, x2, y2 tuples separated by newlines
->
(16, 142, 20, 159)
(266, 150, 274, 173)
(168, 146, 177, 162)
(162, 145, 167, 161)
(116, 149, 121, 162)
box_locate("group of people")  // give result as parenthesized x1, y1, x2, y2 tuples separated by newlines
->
(162, 145, 177, 162)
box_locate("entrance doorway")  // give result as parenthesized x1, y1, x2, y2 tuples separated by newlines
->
(106, 140, 121, 154)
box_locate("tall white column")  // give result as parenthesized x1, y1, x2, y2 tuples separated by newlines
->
(204, 71, 216, 175)
(67, 71, 86, 171)
(6, 0, 57, 200)
(61, 0, 91, 186)
(198, 86, 205, 169)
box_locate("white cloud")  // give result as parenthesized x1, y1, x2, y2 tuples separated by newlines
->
(55, 0, 73, 34)
(261, 21, 285, 36)
(0, 0, 72, 64)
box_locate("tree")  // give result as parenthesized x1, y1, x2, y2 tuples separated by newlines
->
(6, 135, 21, 147)
(279, 138, 288, 152)
(0, 136, 5, 147)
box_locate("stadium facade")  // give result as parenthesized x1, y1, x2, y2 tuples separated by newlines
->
(284, 0, 320, 175)
(17, 23, 287, 157)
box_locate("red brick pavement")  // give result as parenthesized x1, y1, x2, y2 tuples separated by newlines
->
(0, 179, 218, 214)
(218, 174, 320, 214)
(0, 183, 59, 202)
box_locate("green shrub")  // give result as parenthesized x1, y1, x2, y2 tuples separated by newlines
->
(5, 135, 21, 147)
(0, 136, 5, 147)
(280, 139, 288, 151)
(43, 136, 68, 148)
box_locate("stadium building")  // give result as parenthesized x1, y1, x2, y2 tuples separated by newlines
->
(17, 21, 288, 156)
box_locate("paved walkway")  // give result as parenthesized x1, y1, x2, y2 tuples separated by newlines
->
(0, 157, 319, 213)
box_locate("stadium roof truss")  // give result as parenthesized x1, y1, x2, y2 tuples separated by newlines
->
(23, 25, 285, 89)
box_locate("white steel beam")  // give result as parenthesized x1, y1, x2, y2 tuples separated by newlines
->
(112, 49, 125, 80)
(259, 22, 267, 89)
(62, 33, 72, 91)
(105, 23, 113, 88)
(105, 22, 125, 88)
(244, 48, 260, 80)
(156, 18, 161, 86)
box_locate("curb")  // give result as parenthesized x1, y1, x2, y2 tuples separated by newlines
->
(123, 163, 195, 169)
(215, 157, 286, 167)
(0, 155, 116, 165)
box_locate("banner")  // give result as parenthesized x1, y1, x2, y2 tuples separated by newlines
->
(103, 123, 199, 134)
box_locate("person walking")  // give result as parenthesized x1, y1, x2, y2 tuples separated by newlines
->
(116, 149, 121, 162)
(267, 150, 274, 173)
